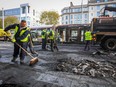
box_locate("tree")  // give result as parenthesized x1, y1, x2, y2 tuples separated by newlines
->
(0, 18, 2, 28)
(39, 11, 60, 25)
(4, 16, 19, 28)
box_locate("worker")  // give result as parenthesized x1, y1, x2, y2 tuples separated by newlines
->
(48, 29, 55, 52)
(4, 20, 30, 64)
(41, 29, 47, 50)
(84, 29, 92, 51)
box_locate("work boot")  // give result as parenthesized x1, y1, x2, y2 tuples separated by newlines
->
(20, 60, 25, 65)
(11, 57, 17, 62)
(31, 51, 36, 54)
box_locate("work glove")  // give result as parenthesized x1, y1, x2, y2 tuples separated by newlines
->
(3, 31, 9, 37)
(11, 38, 16, 43)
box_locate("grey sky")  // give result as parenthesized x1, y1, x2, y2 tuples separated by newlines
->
(0, 0, 88, 14)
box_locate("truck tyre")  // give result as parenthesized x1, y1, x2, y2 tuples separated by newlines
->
(100, 42, 106, 50)
(104, 38, 116, 51)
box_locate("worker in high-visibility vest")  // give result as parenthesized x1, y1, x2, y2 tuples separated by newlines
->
(48, 29, 55, 52)
(84, 29, 92, 51)
(4, 20, 30, 64)
(41, 29, 47, 50)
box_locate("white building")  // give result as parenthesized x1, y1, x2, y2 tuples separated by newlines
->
(61, 2, 89, 24)
(0, 3, 39, 27)
(88, 0, 116, 23)
(61, 0, 116, 24)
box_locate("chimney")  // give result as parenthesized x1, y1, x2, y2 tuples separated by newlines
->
(70, 2, 73, 7)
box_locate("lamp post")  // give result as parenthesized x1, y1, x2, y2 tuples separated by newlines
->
(2, 8, 4, 29)
(81, 0, 83, 24)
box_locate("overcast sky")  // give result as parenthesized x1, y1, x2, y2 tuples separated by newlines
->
(0, 0, 88, 14)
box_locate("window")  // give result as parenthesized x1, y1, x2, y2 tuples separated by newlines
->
(70, 9, 73, 12)
(74, 8, 81, 12)
(70, 15, 73, 19)
(91, 7, 93, 10)
(96, 0, 100, 3)
(71, 30, 78, 37)
(84, 14, 87, 19)
(28, 21, 30, 25)
(112, 4, 116, 7)
(78, 20, 81, 24)
(104, 0, 108, 2)
(62, 17, 64, 20)
(21, 17, 26, 20)
(85, 20, 88, 23)
(78, 14, 82, 19)
(97, 12, 100, 17)
(65, 16, 68, 20)
(66, 21, 68, 24)
(70, 21, 73, 24)
(83, 7, 88, 11)
(91, 13, 93, 16)
(74, 20, 77, 24)
(74, 15, 78, 19)
(66, 9, 69, 13)
(5, 10, 12, 16)
(22, 6, 26, 14)
(105, 11, 108, 15)
(27, 16, 30, 20)
(113, 12, 116, 16)
(33, 10, 35, 16)
(96, 6, 100, 10)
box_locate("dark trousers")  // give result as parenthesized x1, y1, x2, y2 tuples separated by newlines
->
(50, 39, 54, 51)
(13, 42, 28, 61)
(53, 44, 59, 51)
(42, 39, 46, 49)
(84, 40, 91, 51)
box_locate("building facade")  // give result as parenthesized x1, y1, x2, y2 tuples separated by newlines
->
(0, 3, 39, 27)
(61, 2, 89, 24)
(88, 0, 116, 23)
(61, 0, 116, 24)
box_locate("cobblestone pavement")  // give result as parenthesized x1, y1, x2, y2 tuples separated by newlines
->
(0, 42, 116, 87)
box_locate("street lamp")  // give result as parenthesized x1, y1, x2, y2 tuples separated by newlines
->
(81, 0, 83, 24)
(2, 8, 4, 29)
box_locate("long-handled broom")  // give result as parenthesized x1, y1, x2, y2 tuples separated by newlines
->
(15, 42, 38, 66)
(7, 36, 38, 66)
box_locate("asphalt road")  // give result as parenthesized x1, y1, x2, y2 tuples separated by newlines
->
(0, 41, 116, 87)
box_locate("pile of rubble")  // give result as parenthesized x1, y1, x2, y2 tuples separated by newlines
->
(56, 58, 116, 79)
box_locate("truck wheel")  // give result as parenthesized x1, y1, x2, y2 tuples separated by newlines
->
(100, 42, 106, 50)
(105, 38, 116, 51)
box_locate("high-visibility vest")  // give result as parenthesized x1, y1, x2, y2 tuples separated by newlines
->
(41, 30, 47, 39)
(49, 30, 55, 40)
(85, 31, 92, 41)
(14, 26, 30, 42)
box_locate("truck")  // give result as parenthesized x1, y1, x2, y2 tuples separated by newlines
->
(91, 7, 116, 51)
